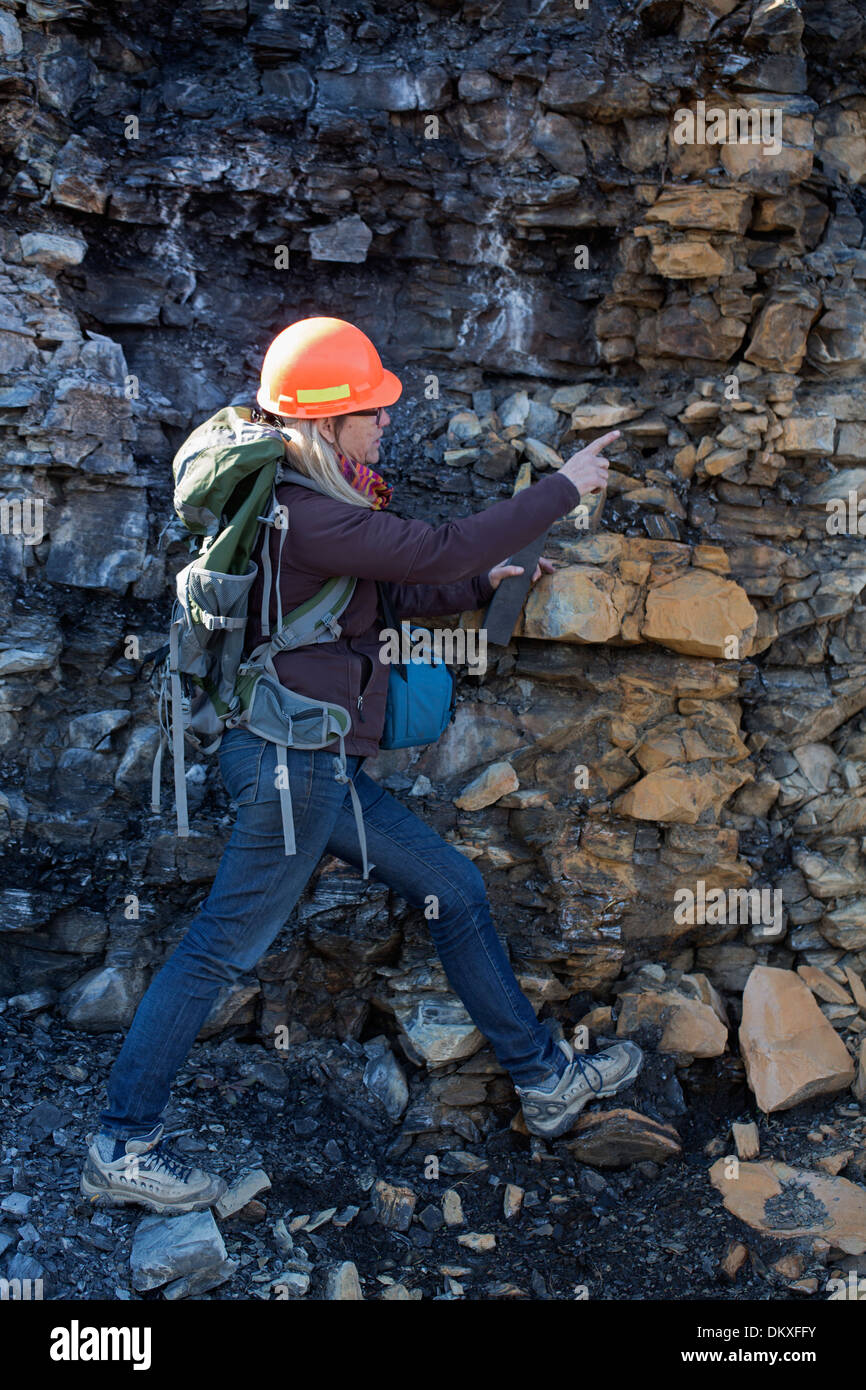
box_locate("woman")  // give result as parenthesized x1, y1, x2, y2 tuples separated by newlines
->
(81, 317, 642, 1214)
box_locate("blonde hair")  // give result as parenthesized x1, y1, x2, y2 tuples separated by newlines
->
(252, 407, 373, 510)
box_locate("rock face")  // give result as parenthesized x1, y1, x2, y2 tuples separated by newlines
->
(1, 0, 866, 1163)
(739, 966, 857, 1113)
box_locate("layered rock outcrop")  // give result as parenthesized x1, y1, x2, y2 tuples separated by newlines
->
(1, 0, 865, 1136)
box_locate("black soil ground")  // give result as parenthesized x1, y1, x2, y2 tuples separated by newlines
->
(1, 1009, 863, 1302)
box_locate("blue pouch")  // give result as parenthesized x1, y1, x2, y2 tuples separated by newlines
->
(377, 583, 457, 750)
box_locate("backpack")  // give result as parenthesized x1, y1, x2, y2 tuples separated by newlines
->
(149, 405, 372, 876)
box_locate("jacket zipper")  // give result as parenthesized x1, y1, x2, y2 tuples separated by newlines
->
(351, 642, 374, 722)
(356, 585, 389, 721)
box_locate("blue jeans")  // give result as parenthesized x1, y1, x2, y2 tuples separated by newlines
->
(99, 726, 565, 1138)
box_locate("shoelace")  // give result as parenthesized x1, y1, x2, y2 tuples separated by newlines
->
(568, 1051, 606, 1093)
(134, 1138, 194, 1183)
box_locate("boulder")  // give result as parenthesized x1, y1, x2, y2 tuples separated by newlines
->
(778, 415, 836, 455)
(531, 112, 587, 176)
(442, 1189, 464, 1226)
(744, 282, 822, 372)
(308, 214, 372, 264)
(520, 566, 631, 643)
(0, 10, 22, 56)
(642, 571, 758, 658)
(643, 186, 752, 233)
(46, 483, 146, 589)
(820, 902, 866, 951)
(362, 1037, 409, 1120)
(648, 239, 731, 279)
(797, 964, 852, 1005)
(61, 965, 148, 1031)
(371, 1179, 417, 1232)
(20, 232, 87, 267)
(131, 1211, 228, 1292)
(739, 966, 856, 1112)
(615, 762, 750, 824)
(458, 1231, 496, 1251)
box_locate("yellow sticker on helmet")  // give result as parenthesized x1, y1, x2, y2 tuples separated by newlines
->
(296, 383, 352, 403)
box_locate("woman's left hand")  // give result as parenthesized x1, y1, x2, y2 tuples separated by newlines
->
(487, 555, 556, 590)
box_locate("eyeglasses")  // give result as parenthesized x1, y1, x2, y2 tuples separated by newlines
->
(351, 408, 387, 424)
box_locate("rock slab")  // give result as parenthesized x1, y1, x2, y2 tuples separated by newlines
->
(739, 966, 856, 1113)
(709, 1158, 866, 1255)
(130, 1210, 228, 1292)
(566, 1108, 682, 1168)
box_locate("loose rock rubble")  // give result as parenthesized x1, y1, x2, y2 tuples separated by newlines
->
(0, 999, 864, 1301)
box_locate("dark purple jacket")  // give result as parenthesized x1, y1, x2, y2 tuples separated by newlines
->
(243, 468, 581, 757)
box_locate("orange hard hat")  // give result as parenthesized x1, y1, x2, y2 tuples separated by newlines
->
(257, 315, 403, 418)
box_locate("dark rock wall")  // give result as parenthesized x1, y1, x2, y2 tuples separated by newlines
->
(2, 0, 866, 1099)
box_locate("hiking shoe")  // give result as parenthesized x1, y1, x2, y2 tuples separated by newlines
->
(516, 1037, 644, 1139)
(80, 1123, 227, 1214)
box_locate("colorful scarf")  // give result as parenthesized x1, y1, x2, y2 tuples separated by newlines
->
(336, 449, 393, 510)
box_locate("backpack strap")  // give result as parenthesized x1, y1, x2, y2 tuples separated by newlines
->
(256, 474, 345, 648)
(276, 466, 329, 495)
(275, 741, 296, 856)
(267, 574, 357, 656)
(257, 484, 289, 638)
(332, 736, 372, 879)
(259, 494, 274, 636)
(150, 613, 190, 830)
(266, 467, 338, 634)
(271, 732, 370, 875)
(169, 616, 189, 838)
(244, 575, 357, 678)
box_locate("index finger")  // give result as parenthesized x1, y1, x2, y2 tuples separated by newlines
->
(585, 430, 621, 454)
